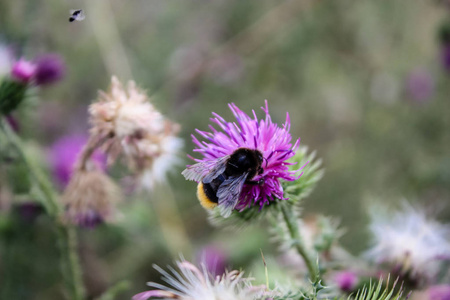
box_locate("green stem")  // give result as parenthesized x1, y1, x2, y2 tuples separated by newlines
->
(0, 118, 85, 300)
(280, 203, 319, 282)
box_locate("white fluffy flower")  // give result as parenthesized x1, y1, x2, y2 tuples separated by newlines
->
(133, 260, 270, 300)
(366, 203, 450, 280)
(139, 135, 184, 190)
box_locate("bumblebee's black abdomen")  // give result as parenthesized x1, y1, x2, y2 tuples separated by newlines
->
(202, 174, 226, 203)
(202, 183, 218, 203)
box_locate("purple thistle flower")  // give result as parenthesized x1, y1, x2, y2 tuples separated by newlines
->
(34, 54, 65, 86)
(188, 100, 301, 211)
(49, 134, 106, 187)
(333, 271, 358, 292)
(10, 59, 36, 83)
(197, 246, 227, 276)
(16, 202, 44, 222)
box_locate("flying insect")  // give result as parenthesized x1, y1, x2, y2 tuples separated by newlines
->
(182, 148, 265, 217)
(69, 9, 85, 22)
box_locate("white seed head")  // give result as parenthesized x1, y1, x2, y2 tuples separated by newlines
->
(366, 203, 450, 281)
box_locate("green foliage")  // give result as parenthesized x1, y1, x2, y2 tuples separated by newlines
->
(283, 147, 324, 206)
(271, 276, 327, 300)
(0, 79, 27, 115)
(350, 278, 405, 300)
(273, 278, 406, 300)
(312, 216, 342, 253)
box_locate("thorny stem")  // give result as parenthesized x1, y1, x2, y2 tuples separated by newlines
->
(280, 203, 320, 282)
(0, 118, 85, 300)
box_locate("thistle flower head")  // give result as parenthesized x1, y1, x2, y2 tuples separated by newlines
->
(187, 100, 301, 212)
(61, 166, 120, 228)
(11, 59, 36, 84)
(34, 54, 65, 86)
(133, 260, 270, 300)
(366, 203, 450, 283)
(89, 76, 182, 189)
(333, 271, 359, 292)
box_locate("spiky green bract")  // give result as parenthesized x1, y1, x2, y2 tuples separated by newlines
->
(272, 277, 328, 300)
(207, 147, 323, 228)
(0, 79, 28, 114)
(350, 277, 405, 300)
(313, 216, 343, 253)
(282, 147, 324, 206)
(273, 278, 406, 300)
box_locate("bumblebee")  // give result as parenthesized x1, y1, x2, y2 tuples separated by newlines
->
(182, 148, 265, 217)
(69, 9, 85, 22)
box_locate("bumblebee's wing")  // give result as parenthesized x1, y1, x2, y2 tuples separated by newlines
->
(76, 12, 85, 21)
(217, 172, 248, 218)
(182, 156, 229, 183)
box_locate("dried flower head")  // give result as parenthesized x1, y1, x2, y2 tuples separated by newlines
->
(89, 76, 182, 189)
(183, 101, 302, 216)
(61, 165, 120, 228)
(366, 203, 450, 284)
(133, 260, 270, 300)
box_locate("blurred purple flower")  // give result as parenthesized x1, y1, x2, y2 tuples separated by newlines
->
(441, 45, 450, 71)
(49, 134, 106, 186)
(16, 202, 44, 222)
(333, 271, 358, 292)
(405, 69, 434, 103)
(34, 54, 65, 86)
(70, 209, 103, 229)
(197, 246, 227, 276)
(10, 59, 36, 83)
(5, 115, 19, 132)
(428, 285, 450, 300)
(187, 100, 301, 212)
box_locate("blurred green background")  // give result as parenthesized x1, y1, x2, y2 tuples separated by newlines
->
(1, 0, 450, 299)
